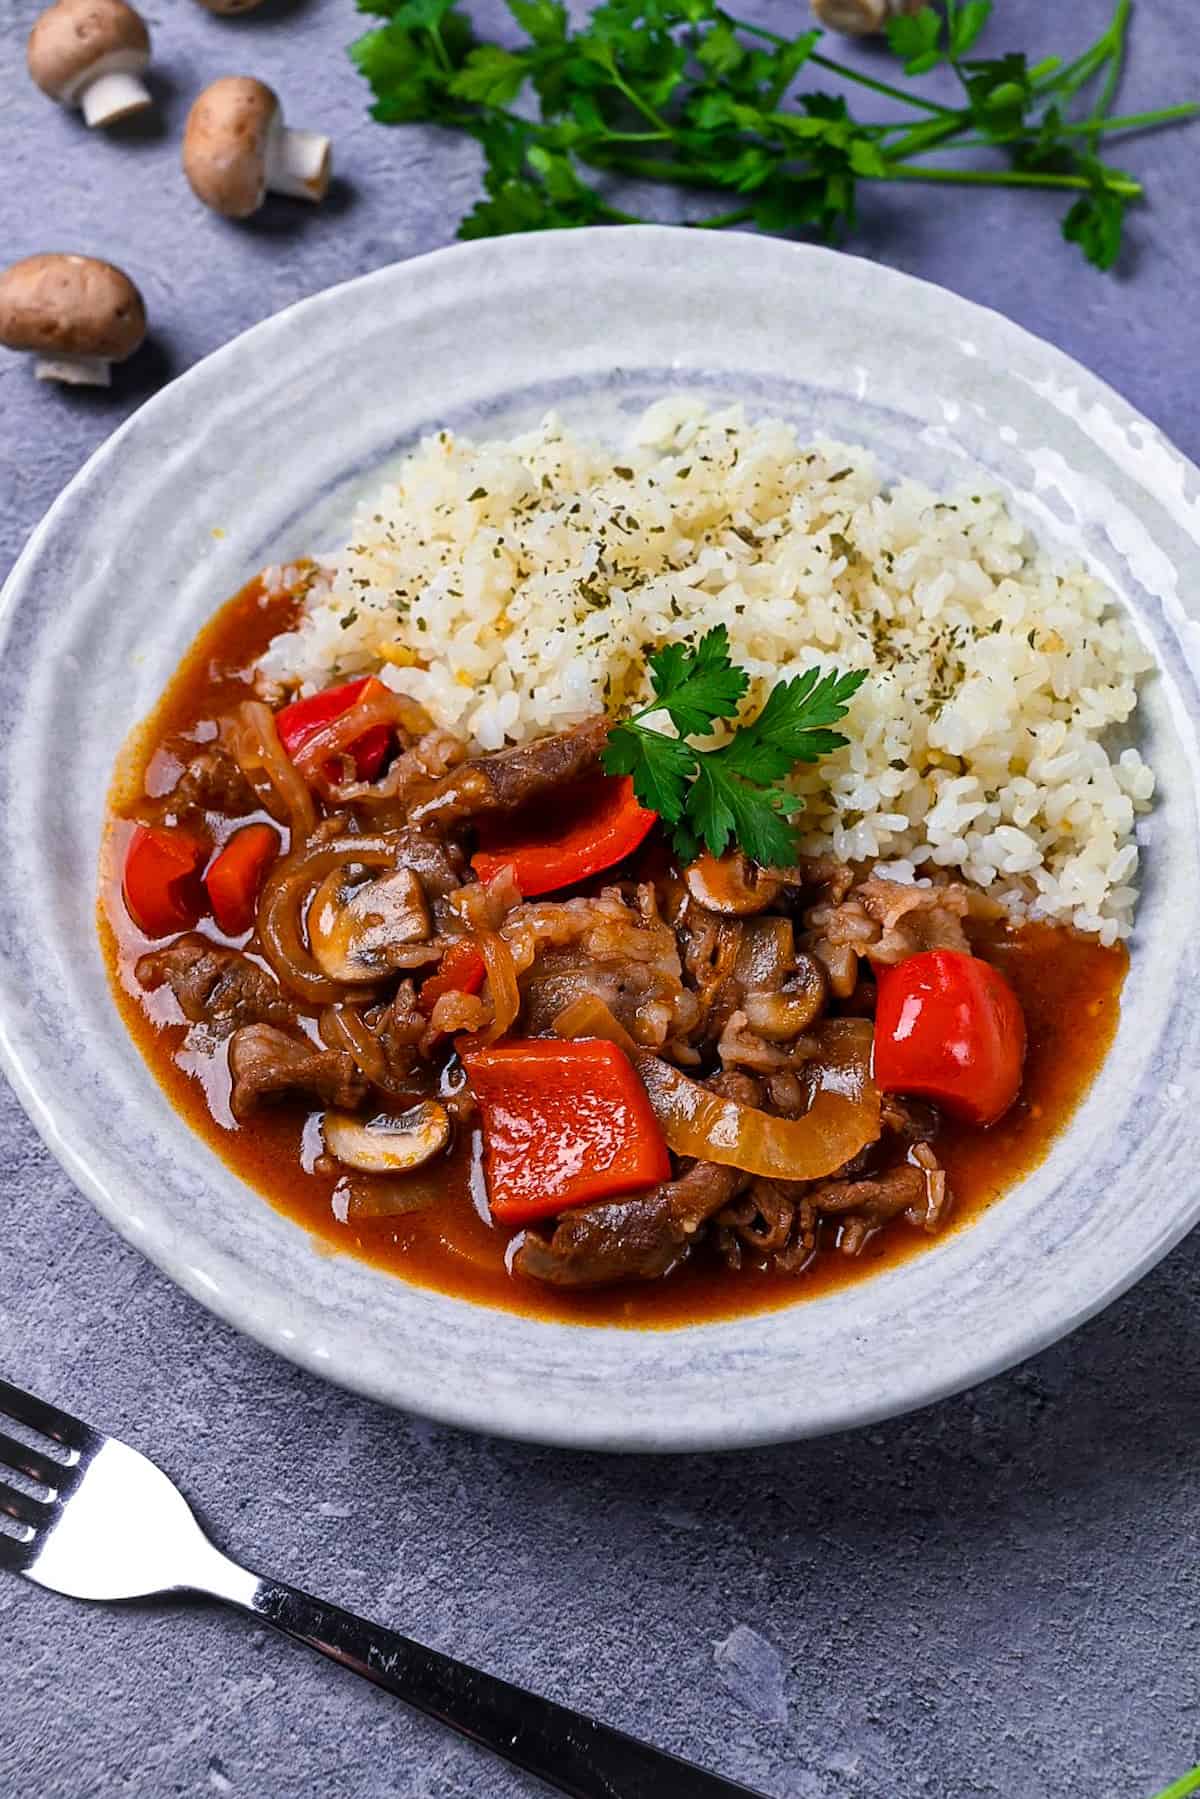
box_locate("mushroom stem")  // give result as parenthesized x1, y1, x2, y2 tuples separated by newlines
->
(34, 353, 111, 386)
(810, 0, 922, 33)
(79, 65, 152, 126)
(265, 125, 332, 203)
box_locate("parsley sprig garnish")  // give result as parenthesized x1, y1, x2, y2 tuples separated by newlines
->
(601, 626, 865, 865)
(350, 0, 1195, 272)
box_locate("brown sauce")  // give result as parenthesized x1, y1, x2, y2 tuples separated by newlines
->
(99, 579, 1128, 1328)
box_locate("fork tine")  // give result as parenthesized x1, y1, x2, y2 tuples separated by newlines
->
(0, 1478, 53, 1531)
(0, 1430, 66, 1491)
(0, 1377, 85, 1450)
(0, 1527, 32, 1571)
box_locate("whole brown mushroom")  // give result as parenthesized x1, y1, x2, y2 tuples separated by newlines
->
(182, 77, 332, 220)
(26, 0, 153, 128)
(810, 0, 924, 34)
(0, 255, 146, 387)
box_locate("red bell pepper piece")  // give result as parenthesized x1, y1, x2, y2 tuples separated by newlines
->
(874, 948, 1026, 1128)
(472, 772, 657, 897)
(417, 937, 487, 1016)
(122, 824, 209, 939)
(204, 823, 280, 938)
(276, 677, 392, 783)
(462, 1037, 671, 1225)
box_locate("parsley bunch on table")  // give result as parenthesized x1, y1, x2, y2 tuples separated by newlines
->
(350, 0, 1196, 271)
(601, 625, 865, 864)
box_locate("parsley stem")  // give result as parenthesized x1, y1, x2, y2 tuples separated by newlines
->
(926, 104, 1199, 153)
(724, 14, 957, 117)
(584, 152, 727, 189)
(1148, 1767, 1200, 1799)
(1088, 0, 1131, 149)
(875, 114, 968, 161)
(884, 162, 1142, 196)
(427, 22, 453, 76)
(809, 50, 957, 117)
(600, 55, 677, 137)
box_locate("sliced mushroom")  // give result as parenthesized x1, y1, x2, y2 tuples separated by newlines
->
(194, 0, 269, 11)
(27, 0, 153, 127)
(323, 1102, 450, 1174)
(810, 0, 923, 34)
(742, 954, 829, 1040)
(183, 77, 332, 219)
(684, 850, 782, 916)
(0, 254, 146, 386)
(307, 865, 432, 985)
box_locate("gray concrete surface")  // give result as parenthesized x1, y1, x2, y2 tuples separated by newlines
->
(1, 1, 1199, 1794)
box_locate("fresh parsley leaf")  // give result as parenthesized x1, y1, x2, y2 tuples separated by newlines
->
(451, 45, 529, 105)
(643, 626, 749, 737)
(601, 723, 695, 821)
(959, 53, 1035, 138)
(352, 0, 1194, 276)
(685, 760, 799, 864)
(506, 0, 567, 44)
(949, 0, 992, 59)
(603, 641, 862, 866)
(713, 666, 866, 785)
(1062, 169, 1128, 271)
(382, 0, 460, 27)
(887, 8, 942, 78)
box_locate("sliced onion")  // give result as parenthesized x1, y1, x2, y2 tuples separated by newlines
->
(551, 993, 638, 1057)
(636, 1019, 879, 1181)
(291, 689, 435, 783)
(326, 729, 465, 811)
(320, 1004, 390, 1083)
(456, 929, 520, 1052)
(257, 829, 398, 1001)
(227, 700, 316, 843)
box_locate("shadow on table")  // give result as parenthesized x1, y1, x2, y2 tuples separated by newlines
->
(411, 1224, 1200, 1544)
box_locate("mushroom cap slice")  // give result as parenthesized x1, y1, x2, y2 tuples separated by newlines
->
(27, 0, 149, 99)
(323, 1102, 451, 1174)
(183, 76, 280, 219)
(194, 0, 269, 9)
(683, 850, 783, 916)
(0, 254, 146, 361)
(307, 865, 433, 985)
(809, 0, 922, 34)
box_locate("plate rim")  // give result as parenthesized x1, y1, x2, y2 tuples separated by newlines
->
(2, 225, 1199, 1452)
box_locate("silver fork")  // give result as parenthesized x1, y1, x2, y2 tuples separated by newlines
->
(0, 1376, 764, 1799)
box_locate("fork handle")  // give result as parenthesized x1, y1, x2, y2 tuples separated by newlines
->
(230, 1572, 764, 1798)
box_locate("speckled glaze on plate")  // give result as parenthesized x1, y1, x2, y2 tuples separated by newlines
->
(1, 228, 1198, 1452)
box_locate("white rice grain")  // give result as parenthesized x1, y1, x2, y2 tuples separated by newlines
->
(257, 399, 1155, 942)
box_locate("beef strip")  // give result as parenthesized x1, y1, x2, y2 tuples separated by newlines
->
(158, 747, 257, 819)
(792, 855, 857, 905)
(880, 1094, 940, 1142)
(514, 1069, 760, 1288)
(803, 876, 990, 974)
(717, 1178, 817, 1273)
(410, 717, 610, 829)
(393, 827, 468, 920)
(135, 935, 296, 1035)
(908, 1141, 951, 1232)
(513, 1159, 748, 1288)
(228, 1025, 368, 1120)
(806, 1163, 930, 1257)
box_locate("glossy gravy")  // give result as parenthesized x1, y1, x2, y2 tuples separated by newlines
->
(100, 580, 1128, 1327)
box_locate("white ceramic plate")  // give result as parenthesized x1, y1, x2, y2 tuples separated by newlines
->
(2, 228, 1199, 1451)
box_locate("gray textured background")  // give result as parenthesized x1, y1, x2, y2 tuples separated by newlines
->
(2, 2, 1199, 1795)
